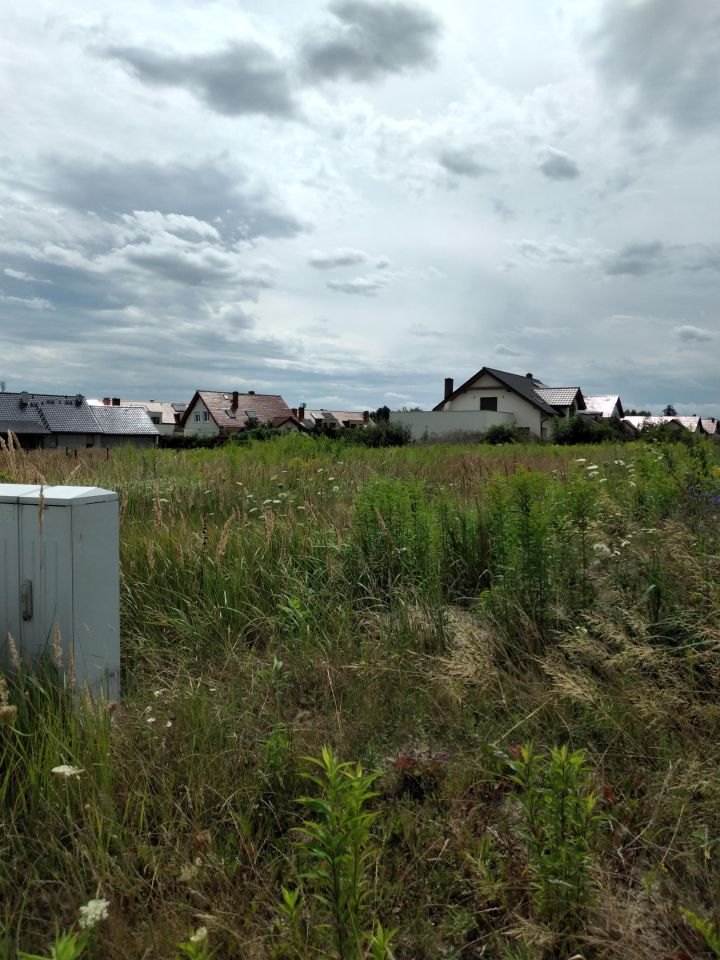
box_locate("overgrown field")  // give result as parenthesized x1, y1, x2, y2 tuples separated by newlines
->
(2, 435, 720, 959)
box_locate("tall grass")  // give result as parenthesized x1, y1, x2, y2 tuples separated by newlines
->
(1, 435, 719, 958)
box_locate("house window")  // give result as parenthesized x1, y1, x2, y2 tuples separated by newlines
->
(480, 397, 498, 411)
(194, 413, 201, 422)
(150, 415, 160, 424)
(202, 412, 209, 422)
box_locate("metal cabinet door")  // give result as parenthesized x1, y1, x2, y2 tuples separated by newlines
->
(0, 500, 22, 665)
(71, 500, 121, 699)
(19, 503, 73, 672)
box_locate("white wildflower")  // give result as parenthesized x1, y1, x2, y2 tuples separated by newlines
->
(78, 898, 110, 930)
(166, 720, 173, 728)
(598, 478, 607, 483)
(263, 499, 272, 505)
(146, 716, 156, 724)
(328, 477, 335, 481)
(249, 507, 258, 513)
(190, 927, 208, 944)
(153, 690, 162, 698)
(272, 499, 281, 504)
(586, 464, 598, 471)
(332, 486, 340, 492)
(52, 764, 83, 778)
(575, 458, 587, 463)
(592, 542, 612, 558)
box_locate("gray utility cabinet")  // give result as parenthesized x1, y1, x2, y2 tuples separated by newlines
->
(0, 484, 120, 700)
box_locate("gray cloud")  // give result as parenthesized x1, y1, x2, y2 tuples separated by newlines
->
(495, 344, 523, 357)
(308, 247, 369, 268)
(45, 158, 306, 242)
(592, 0, 720, 131)
(538, 147, 580, 180)
(438, 147, 492, 179)
(675, 324, 714, 342)
(326, 274, 387, 296)
(301, 0, 441, 82)
(103, 41, 297, 118)
(604, 241, 720, 276)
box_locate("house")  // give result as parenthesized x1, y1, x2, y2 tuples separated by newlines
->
(701, 418, 718, 437)
(90, 398, 180, 436)
(299, 407, 370, 429)
(0, 392, 159, 448)
(581, 395, 624, 420)
(621, 415, 706, 435)
(180, 390, 305, 438)
(393, 368, 568, 439)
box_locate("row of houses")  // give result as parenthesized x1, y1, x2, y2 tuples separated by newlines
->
(0, 369, 716, 449)
(392, 366, 718, 439)
(0, 389, 372, 449)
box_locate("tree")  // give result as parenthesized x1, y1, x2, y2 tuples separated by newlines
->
(374, 405, 390, 423)
(625, 408, 651, 417)
(662, 404, 677, 416)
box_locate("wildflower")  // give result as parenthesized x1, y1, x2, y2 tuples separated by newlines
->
(190, 927, 208, 944)
(146, 716, 156, 724)
(272, 499, 281, 504)
(592, 542, 612, 559)
(575, 458, 587, 463)
(332, 486, 340, 492)
(598, 478, 607, 483)
(263, 499, 272, 505)
(78, 898, 110, 929)
(153, 689, 162, 698)
(586, 464, 598, 471)
(52, 764, 84, 778)
(328, 476, 335, 481)
(249, 507, 258, 513)
(165, 720, 172, 728)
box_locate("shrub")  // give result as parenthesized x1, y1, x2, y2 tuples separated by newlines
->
(484, 424, 520, 445)
(508, 744, 602, 930)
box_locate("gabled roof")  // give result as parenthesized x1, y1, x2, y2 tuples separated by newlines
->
(0, 392, 159, 436)
(180, 391, 294, 431)
(0, 393, 97, 433)
(434, 367, 557, 415)
(534, 387, 585, 409)
(622, 415, 692, 432)
(91, 405, 159, 435)
(583, 395, 623, 418)
(701, 419, 718, 435)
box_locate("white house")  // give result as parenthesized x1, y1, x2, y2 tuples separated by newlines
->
(180, 390, 305, 438)
(393, 367, 585, 439)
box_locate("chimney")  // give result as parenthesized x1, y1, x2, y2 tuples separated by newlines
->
(112, 397, 120, 406)
(75, 394, 83, 407)
(248, 390, 255, 396)
(526, 372, 534, 379)
(103, 397, 111, 405)
(232, 390, 239, 410)
(298, 404, 305, 420)
(444, 377, 454, 400)
(19, 391, 29, 408)
(363, 410, 370, 423)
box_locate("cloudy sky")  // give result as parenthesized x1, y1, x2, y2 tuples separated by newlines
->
(1, 0, 719, 413)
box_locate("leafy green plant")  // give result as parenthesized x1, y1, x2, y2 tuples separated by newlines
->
(680, 908, 720, 956)
(289, 746, 391, 960)
(508, 744, 602, 929)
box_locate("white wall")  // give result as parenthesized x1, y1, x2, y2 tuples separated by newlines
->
(441, 371, 545, 434)
(183, 397, 219, 437)
(392, 410, 516, 440)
